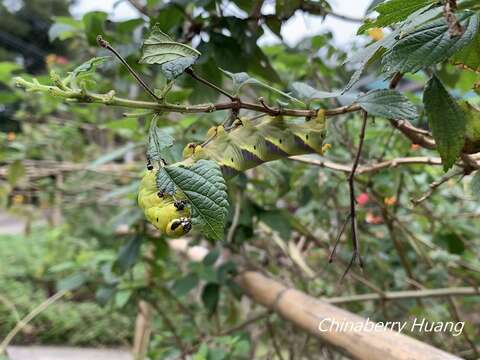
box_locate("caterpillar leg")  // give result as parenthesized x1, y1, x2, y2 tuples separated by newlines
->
(321, 143, 332, 154)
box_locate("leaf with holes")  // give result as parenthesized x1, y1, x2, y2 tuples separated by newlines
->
(357, 89, 418, 120)
(423, 75, 466, 171)
(382, 12, 479, 76)
(139, 24, 200, 79)
(156, 160, 229, 240)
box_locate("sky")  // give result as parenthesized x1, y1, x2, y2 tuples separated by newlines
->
(71, 0, 372, 46)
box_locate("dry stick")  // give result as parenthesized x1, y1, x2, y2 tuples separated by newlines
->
(324, 286, 480, 304)
(0, 290, 67, 354)
(342, 110, 368, 277)
(96, 35, 161, 102)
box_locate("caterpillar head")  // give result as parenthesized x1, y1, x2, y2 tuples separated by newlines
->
(166, 217, 192, 237)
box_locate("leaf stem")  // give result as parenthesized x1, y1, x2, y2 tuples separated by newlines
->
(184, 68, 235, 100)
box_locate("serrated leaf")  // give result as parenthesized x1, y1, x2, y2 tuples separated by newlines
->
(423, 75, 466, 171)
(157, 160, 229, 240)
(139, 24, 200, 79)
(358, 0, 435, 33)
(357, 89, 418, 120)
(452, 29, 480, 71)
(344, 6, 445, 91)
(147, 117, 174, 162)
(221, 69, 303, 104)
(290, 82, 340, 102)
(382, 12, 479, 76)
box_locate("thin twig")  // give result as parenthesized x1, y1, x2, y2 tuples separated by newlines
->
(343, 110, 368, 278)
(96, 35, 161, 102)
(184, 68, 235, 100)
(411, 169, 464, 205)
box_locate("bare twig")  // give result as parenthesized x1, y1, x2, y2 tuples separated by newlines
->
(411, 169, 464, 205)
(184, 68, 235, 100)
(342, 110, 368, 277)
(97, 35, 161, 102)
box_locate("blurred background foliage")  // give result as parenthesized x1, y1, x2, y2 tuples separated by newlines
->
(0, 0, 479, 359)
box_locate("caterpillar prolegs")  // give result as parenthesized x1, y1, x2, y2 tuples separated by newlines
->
(138, 114, 328, 237)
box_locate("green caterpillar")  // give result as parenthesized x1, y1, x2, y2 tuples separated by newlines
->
(138, 113, 328, 237)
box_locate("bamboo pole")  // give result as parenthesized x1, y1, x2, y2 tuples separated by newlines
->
(236, 271, 462, 360)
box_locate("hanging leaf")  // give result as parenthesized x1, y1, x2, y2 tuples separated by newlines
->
(147, 116, 174, 162)
(382, 12, 479, 76)
(157, 160, 229, 240)
(423, 75, 466, 171)
(201, 282, 220, 315)
(139, 24, 201, 79)
(356, 89, 418, 120)
(112, 235, 143, 275)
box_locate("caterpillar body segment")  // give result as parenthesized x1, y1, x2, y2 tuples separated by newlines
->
(138, 170, 191, 237)
(185, 115, 327, 177)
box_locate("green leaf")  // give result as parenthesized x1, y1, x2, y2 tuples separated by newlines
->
(172, 273, 199, 297)
(57, 273, 87, 291)
(139, 24, 201, 80)
(356, 89, 418, 120)
(7, 160, 26, 186)
(290, 82, 340, 102)
(201, 283, 220, 315)
(423, 75, 466, 171)
(382, 12, 479, 75)
(147, 116, 174, 162)
(82, 11, 107, 46)
(0, 62, 21, 83)
(203, 248, 220, 266)
(358, 0, 435, 33)
(221, 69, 303, 104)
(113, 235, 143, 274)
(452, 29, 480, 71)
(157, 160, 229, 240)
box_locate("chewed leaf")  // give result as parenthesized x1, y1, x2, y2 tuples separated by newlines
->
(140, 24, 200, 79)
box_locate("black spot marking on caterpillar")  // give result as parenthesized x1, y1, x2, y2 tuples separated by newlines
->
(156, 217, 159, 222)
(170, 220, 181, 230)
(279, 139, 282, 144)
(306, 134, 309, 140)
